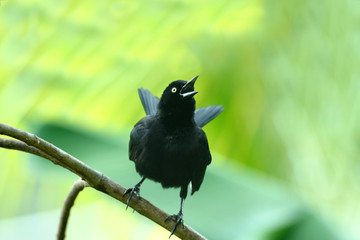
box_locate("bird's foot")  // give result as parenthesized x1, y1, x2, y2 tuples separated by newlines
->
(165, 212, 184, 238)
(123, 186, 141, 210)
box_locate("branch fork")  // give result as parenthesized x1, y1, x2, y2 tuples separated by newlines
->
(0, 123, 206, 240)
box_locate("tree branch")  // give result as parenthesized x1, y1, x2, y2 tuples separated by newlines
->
(0, 123, 206, 240)
(57, 178, 89, 240)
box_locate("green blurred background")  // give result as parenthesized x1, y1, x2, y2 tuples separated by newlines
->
(0, 0, 359, 239)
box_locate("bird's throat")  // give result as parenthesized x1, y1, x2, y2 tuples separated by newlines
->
(157, 96, 196, 129)
(158, 110, 195, 129)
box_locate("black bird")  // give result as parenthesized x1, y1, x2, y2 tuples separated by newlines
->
(124, 75, 224, 237)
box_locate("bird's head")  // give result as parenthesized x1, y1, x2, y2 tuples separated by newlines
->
(158, 75, 199, 124)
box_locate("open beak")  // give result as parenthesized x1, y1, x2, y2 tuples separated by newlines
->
(180, 75, 199, 98)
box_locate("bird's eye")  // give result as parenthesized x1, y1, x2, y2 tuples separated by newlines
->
(171, 87, 177, 93)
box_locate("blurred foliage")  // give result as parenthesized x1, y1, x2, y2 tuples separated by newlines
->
(0, 0, 359, 239)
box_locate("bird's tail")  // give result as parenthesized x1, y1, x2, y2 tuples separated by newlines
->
(195, 105, 225, 128)
(138, 88, 160, 116)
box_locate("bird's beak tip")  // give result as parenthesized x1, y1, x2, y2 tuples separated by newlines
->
(190, 75, 199, 83)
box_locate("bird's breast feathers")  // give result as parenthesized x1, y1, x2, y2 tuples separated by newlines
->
(148, 125, 209, 162)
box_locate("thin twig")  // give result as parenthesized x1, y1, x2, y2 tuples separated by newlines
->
(0, 138, 68, 168)
(57, 178, 89, 240)
(0, 123, 206, 240)
(0, 123, 101, 182)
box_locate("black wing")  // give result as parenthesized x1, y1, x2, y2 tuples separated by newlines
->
(129, 116, 154, 162)
(138, 88, 160, 116)
(191, 129, 211, 195)
(195, 105, 224, 128)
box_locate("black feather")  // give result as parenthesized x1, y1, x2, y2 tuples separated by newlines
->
(195, 105, 225, 128)
(138, 88, 159, 116)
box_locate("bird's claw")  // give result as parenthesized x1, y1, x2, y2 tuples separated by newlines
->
(165, 212, 184, 238)
(123, 186, 140, 210)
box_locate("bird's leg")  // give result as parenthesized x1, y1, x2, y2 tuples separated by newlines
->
(123, 177, 145, 210)
(165, 197, 185, 238)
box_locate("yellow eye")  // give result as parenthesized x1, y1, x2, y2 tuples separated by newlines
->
(171, 87, 177, 93)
